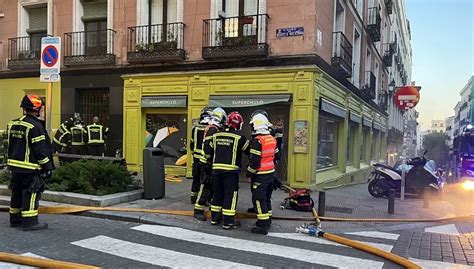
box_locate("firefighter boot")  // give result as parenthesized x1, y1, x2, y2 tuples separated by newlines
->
(23, 223, 48, 231)
(9, 213, 21, 228)
(193, 209, 207, 221)
(247, 207, 256, 213)
(222, 216, 241, 229)
(190, 195, 197, 205)
(210, 211, 222, 225)
(251, 226, 269, 235)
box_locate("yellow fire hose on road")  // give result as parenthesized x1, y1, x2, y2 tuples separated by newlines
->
(0, 252, 100, 269)
(0, 205, 471, 268)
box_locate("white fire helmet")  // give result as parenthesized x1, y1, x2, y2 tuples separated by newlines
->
(250, 114, 271, 135)
(209, 107, 227, 127)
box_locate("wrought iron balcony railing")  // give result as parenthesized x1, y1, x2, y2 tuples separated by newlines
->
(382, 42, 396, 67)
(127, 22, 185, 63)
(202, 14, 269, 59)
(367, 7, 382, 42)
(64, 29, 116, 66)
(7, 35, 46, 69)
(385, 0, 393, 14)
(331, 32, 353, 78)
(363, 71, 376, 100)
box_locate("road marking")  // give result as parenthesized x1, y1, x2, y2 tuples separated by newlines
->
(132, 225, 385, 269)
(425, 224, 460, 236)
(268, 232, 393, 252)
(72, 235, 261, 269)
(410, 258, 474, 268)
(345, 231, 400, 240)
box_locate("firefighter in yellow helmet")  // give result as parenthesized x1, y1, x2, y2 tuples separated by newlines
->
(247, 113, 279, 235)
(7, 95, 54, 231)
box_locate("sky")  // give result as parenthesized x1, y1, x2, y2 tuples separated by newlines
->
(405, 0, 473, 130)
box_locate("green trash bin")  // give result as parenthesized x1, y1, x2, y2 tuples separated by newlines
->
(143, 147, 165, 199)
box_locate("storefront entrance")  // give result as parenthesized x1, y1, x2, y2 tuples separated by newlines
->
(208, 94, 291, 182)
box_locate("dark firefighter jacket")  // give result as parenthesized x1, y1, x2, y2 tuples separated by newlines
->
(71, 126, 86, 146)
(200, 125, 219, 165)
(53, 122, 71, 147)
(190, 124, 206, 163)
(247, 134, 279, 175)
(86, 123, 109, 145)
(269, 126, 283, 163)
(205, 128, 249, 173)
(7, 115, 54, 173)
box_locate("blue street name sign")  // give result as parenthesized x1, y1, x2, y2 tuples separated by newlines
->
(276, 27, 304, 37)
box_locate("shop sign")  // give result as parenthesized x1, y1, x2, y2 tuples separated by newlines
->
(208, 95, 291, 108)
(142, 96, 187, 108)
(276, 27, 304, 37)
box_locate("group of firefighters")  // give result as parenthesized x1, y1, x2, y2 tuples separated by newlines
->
(52, 114, 109, 157)
(190, 107, 283, 235)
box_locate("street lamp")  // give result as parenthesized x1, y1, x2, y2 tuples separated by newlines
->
(388, 79, 396, 96)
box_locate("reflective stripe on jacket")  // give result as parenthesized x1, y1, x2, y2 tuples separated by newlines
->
(71, 126, 86, 146)
(86, 123, 108, 145)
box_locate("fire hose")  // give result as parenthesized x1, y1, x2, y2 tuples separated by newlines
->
(1, 205, 470, 268)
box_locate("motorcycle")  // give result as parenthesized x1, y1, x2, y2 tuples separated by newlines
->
(368, 151, 443, 198)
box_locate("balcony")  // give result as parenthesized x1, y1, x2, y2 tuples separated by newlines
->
(385, 0, 393, 14)
(367, 7, 382, 42)
(64, 29, 116, 66)
(202, 14, 269, 59)
(331, 32, 353, 78)
(363, 71, 376, 100)
(127, 23, 185, 64)
(7, 35, 46, 70)
(382, 42, 396, 67)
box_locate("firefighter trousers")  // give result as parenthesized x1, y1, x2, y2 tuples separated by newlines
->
(88, 144, 105, 156)
(70, 145, 86, 155)
(210, 172, 239, 225)
(251, 173, 274, 228)
(190, 159, 201, 201)
(9, 172, 44, 227)
(194, 165, 212, 213)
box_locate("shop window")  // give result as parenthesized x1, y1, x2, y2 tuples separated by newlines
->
(371, 129, 379, 160)
(317, 112, 340, 170)
(145, 113, 187, 165)
(361, 126, 370, 161)
(346, 122, 357, 164)
(77, 88, 110, 125)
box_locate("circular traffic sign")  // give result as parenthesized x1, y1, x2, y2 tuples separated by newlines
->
(42, 45, 59, 67)
(394, 86, 420, 110)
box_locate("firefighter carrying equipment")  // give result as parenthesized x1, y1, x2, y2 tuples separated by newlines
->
(86, 123, 109, 145)
(6, 115, 54, 173)
(70, 126, 86, 146)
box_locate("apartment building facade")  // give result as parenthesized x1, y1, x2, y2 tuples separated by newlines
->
(0, 0, 408, 189)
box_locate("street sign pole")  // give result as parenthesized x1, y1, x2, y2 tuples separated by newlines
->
(40, 36, 61, 136)
(400, 110, 407, 201)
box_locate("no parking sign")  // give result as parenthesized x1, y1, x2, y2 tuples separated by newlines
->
(40, 37, 61, 82)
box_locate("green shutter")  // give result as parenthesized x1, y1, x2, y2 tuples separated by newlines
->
(27, 7, 47, 33)
(82, 0, 107, 21)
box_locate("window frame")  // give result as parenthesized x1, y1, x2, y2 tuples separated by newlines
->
(346, 122, 358, 164)
(317, 111, 341, 170)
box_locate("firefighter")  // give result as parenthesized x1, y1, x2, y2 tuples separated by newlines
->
(247, 113, 279, 235)
(206, 111, 249, 229)
(194, 107, 226, 221)
(52, 118, 74, 153)
(86, 116, 109, 156)
(70, 120, 86, 155)
(189, 107, 212, 204)
(7, 95, 54, 231)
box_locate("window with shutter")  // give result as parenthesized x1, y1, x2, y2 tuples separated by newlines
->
(81, 0, 107, 21)
(27, 7, 47, 34)
(0, 0, 4, 16)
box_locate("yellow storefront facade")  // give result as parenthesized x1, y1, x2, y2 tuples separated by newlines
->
(122, 66, 387, 189)
(0, 77, 61, 133)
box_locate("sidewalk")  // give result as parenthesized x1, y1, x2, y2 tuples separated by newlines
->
(75, 178, 458, 233)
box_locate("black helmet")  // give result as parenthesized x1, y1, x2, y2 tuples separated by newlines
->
(20, 95, 43, 112)
(250, 109, 268, 119)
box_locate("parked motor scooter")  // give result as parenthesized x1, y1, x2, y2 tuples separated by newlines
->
(368, 151, 443, 198)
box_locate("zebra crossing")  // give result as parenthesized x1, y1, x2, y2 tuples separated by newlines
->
(2, 225, 472, 268)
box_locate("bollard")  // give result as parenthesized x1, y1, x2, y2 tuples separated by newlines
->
(388, 189, 395, 214)
(318, 191, 326, 217)
(423, 187, 430, 208)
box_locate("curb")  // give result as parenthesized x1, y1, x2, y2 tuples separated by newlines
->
(0, 185, 144, 207)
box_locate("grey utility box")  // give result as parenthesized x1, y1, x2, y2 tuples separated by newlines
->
(143, 147, 165, 199)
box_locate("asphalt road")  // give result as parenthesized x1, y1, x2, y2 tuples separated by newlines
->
(0, 213, 410, 269)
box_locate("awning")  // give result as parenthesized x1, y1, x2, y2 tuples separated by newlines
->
(208, 94, 291, 108)
(320, 98, 347, 119)
(142, 96, 187, 108)
(363, 117, 372, 127)
(349, 112, 362, 124)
